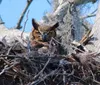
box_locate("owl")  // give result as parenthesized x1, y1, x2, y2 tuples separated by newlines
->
(30, 18, 59, 48)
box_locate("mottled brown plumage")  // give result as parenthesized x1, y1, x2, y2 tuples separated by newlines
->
(30, 18, 59, 48)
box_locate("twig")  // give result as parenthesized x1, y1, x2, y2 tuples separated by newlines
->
(31, 69, 75, 85)
(0, 57, 11, 65)
(31, 70, 56, 85)
(21, 10, 29, 38)
(91, 8, 97, 14)
(6, 46, 13, 55)
(79, 29, 92, 44)
(33, 58, 51, 79)
(81, 14, 96, 19)
(15, 0, 33, 29)
(0, 54, 22, 58)
(82, 22, 90, 31)
(0, 62, 19, 75)
(93, 79, 100, 84)
(90, 68, 95, 80)
(51, 37, 85, 53)
(0, 15, 4, 24)
(19, 78, 23, 85)
(81, 8, 97, 19)
(63, 69, 66, 85)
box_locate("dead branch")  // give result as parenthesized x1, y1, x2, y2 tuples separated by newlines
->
(33, 58, 51, 80)
(81, 14, 96, 19)
(73, 0, 97, 5)
(15, 0, 33, 29)
(21, 10, 29, 38)
(46, 0, 51, 6)
(0, 62, 19, 75)
(0, 16, 4, 24)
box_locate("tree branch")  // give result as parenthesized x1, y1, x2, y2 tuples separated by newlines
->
(73, 0, 97, 5)
(46, 0, 51, 6)
(21, 10, 29, 38)
(0, 16, 4, 24)
(81, 14, 96, 19)
(15, 0, 33, 29)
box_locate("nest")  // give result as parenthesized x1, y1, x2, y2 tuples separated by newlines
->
(0, 39, 100, 85)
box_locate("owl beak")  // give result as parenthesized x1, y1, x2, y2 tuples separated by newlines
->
(42, 33, 48, 42)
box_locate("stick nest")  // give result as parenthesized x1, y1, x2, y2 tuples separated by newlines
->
(0, 39, 100, 85)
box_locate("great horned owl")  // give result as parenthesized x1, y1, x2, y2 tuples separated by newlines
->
(30, 18, 59, 47)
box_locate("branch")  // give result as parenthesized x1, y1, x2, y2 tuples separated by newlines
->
(0, 0, 2, 4)
(73, 0, 97, 6)
(15, 0, 33, 29)
(0, 16, 5, 24)
(33, 58, 51, 79)
(81, 14, 96, 19)
(21, 10, 29, 38)
(46, 0, 51, 6)
(0, 61, 19, 75)
(80, 8, 97, 19)
(82, 22, 90, 31)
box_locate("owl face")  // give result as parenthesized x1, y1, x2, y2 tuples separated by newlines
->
(31, 19, 59, 42)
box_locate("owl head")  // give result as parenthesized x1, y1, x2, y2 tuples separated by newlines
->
(31, 18, 59, 42)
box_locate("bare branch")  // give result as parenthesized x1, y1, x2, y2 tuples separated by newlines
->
(15, 0, 33, 29)
(46, 0, 51, 6)
(82, 23, 90, 31)
(33, 58, 51, 80)
(0, 16, 4, 24)
(81, 8, 97, 19)
(81, 14, 96, 19)
(0, 0, 2, 4)
(21, 10, 29, 38)
(73, 0, 97, 5)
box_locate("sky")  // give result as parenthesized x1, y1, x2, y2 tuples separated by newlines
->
(0, 0, 52, 32)
(80, 2, 98, 24)
(0, 0, 98, 32)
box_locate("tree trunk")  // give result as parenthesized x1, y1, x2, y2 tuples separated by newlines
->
(42, 0, 98, 54)
(42, 1, 84, 54)
(88, 2, 100, 53)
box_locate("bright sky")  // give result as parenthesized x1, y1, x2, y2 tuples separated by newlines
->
(80, 2, 97, 24)
(0, 0, 51, 32)
(0, 0, 98, 32)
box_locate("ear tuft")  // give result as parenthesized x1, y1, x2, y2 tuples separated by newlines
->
(50, 22, 59, 30)
(32, 18, 39, 30)
(54, 22, 59, 28)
